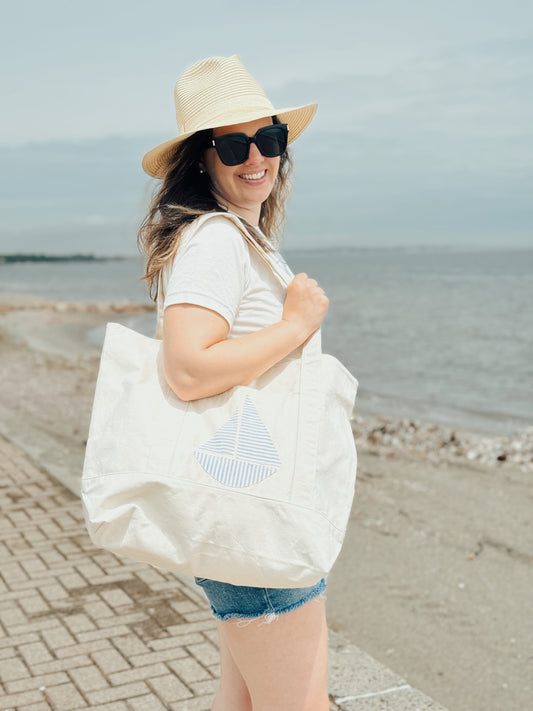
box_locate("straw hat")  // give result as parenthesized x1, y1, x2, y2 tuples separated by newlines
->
(142, 55, 318, 178)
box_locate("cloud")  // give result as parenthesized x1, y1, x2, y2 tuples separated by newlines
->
(2, 32, 532, 252)
(1, 124, 531, 253)
(273, 33, 533, 168)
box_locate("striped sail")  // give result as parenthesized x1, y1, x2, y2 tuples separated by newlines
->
(194, 396, 281, 487)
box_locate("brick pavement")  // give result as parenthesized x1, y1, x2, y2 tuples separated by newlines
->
(0, 435, 345, 711)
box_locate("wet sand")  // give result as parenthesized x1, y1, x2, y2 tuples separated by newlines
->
(0, 296, 531, 711)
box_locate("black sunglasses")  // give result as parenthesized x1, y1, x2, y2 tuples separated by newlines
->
(211, 124, 289, 166)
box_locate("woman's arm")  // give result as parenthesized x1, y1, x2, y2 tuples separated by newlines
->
(163, 272, 328, 401)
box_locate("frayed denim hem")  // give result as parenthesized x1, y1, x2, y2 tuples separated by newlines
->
(207, 578, 327, 626)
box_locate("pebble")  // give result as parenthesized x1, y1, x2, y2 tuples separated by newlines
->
(351, 414, 533, 472)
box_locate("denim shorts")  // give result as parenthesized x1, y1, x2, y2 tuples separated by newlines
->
(194, 576, 327, 623)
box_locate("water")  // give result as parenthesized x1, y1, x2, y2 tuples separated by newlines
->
(1, 247, 532, 435)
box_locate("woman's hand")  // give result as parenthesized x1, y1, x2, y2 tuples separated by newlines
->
(282, 273, 329, 340)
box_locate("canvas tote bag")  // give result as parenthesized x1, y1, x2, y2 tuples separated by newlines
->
(82, 213, 358, 588)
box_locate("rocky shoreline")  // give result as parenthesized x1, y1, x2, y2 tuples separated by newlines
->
(352, 413, 533, 472)
(0, 294, 155, 315)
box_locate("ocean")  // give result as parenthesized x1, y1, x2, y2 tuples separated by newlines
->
(1, 246, 532, 436)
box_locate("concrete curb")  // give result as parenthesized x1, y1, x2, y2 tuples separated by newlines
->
(327, 628, 448, 710)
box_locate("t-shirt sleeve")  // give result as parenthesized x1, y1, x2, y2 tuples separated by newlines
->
(163, 217, 250, 329)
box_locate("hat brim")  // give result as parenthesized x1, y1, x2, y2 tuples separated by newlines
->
(141, 102, 318, 179)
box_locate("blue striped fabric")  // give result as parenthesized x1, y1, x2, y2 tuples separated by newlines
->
(236, 397, 281, 465)
(194, 395, 281, 488)
(194, 451, 277, 487)
(197, 410, 239, 456)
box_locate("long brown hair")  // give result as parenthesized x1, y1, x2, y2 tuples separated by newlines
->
(137, 118, 294, 299)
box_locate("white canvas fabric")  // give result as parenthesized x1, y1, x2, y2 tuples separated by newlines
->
(81, 213, 358, 588)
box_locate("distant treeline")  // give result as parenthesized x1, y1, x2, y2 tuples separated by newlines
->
(0, 254, 125, 264)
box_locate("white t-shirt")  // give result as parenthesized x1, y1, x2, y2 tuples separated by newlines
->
(163, 216, 294, 339)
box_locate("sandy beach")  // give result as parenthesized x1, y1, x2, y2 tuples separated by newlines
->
(0, 295, 531, 711)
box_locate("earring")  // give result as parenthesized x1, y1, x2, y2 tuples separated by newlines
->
(199, 166, 205, 174)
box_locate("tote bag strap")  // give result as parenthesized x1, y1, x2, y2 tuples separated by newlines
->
(155, 212, 322, 360)
(154, 211, 323, 487)
(155, 211, 290, 310)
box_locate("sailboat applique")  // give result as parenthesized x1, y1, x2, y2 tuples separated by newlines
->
(194, 395, 281, 488)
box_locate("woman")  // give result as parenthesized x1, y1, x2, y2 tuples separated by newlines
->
(139, 55, 331, 711)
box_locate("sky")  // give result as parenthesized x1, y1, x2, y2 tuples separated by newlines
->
(1, 0, 532, 253)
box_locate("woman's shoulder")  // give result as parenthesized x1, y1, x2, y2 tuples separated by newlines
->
(182, 212, 250, 252)
(190, 210, 246, 236)
(169, 212, 252, 278)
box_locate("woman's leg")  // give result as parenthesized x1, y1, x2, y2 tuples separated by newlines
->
(217, 595, 329, 711)
(212, 620, 252, 711)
